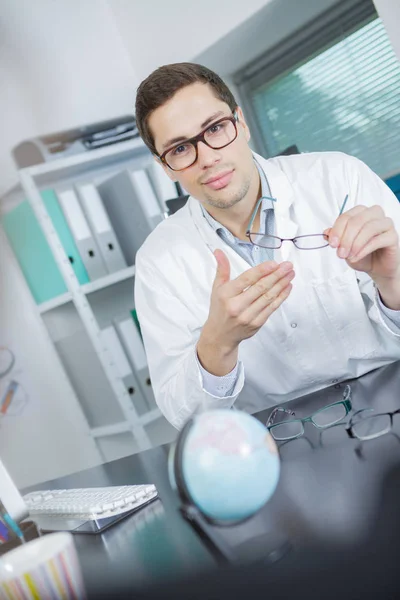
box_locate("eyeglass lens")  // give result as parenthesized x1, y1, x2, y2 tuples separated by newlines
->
(270, 420, 304, 441)
(312, 403, 347, 427)
(352, 414, 391, 440)
(165, 119, 236, 170)
(248, 234, 329, 250)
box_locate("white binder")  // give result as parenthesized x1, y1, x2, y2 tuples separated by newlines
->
(147, 161, 178, 213)
(100, 325, 149, 416)
(114, 316, 156, 410)
(57, 188, 107, 280)
(76, 183, 127, 274)
(130, 169, 162, 228)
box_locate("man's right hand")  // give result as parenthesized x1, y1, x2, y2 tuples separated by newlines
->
(197, 249, 295, 376)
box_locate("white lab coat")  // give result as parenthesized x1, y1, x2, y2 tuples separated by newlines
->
(135, 151, 400, 428)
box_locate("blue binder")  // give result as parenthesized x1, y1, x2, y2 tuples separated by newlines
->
(2, 190, 89, 305)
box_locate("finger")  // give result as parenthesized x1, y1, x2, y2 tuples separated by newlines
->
(238, 271, 294, 323)
(348, 230, 399, 264)
(250, 283, 293, 329)
(346, 218, 394, 260)
(337, 206, 386, 258)
(327, 205, 367, 248)
(231, 263, 294, 310)
(213, 249, 231, 288)
(229, 260, 285, 296)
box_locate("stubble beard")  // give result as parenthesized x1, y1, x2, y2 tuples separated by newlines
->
(202, 173, 253, 210)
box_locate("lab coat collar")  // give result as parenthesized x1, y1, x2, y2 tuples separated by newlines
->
(188, 151, 298, 264)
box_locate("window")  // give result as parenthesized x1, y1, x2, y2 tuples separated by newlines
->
(236, 1, 400, 178)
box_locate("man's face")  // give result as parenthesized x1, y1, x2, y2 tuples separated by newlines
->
(149, 82, 255, 210)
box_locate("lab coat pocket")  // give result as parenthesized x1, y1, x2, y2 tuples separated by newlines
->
(312, 268, 378, 358)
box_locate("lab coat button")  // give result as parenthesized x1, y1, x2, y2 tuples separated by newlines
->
(291, 323, 297, 328)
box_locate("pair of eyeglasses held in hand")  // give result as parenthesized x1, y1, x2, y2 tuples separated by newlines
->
(246, 194, 349, 250)
(266, 385, 352, 441)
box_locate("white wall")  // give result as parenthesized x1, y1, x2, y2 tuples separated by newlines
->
(109, 0, 272, 82)
(373, 0, 400, 60)
(0, 0, 138, 197)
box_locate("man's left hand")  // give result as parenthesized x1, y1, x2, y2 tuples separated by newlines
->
(324, 205, 400, 309)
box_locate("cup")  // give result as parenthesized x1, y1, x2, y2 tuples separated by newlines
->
(0, 532, 86, 599)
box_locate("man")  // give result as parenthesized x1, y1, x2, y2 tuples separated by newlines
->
(134, 63, 400, 429)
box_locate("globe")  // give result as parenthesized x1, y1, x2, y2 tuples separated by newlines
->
(170, 409, 280, 523)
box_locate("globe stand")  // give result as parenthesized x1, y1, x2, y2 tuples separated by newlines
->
(180, 504, 236, 564)
(180, 503, 291, 566)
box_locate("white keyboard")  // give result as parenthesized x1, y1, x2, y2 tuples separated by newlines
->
(23, 485, 158, 524)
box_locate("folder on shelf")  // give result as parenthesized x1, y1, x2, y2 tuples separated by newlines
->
(100, 325, 148, 416)
(1, 200, 68, 304)
(76, 183, 127, 274)
(98, 169, 163, 265)
(41, 189, 90, 285)
(114, 316, 156, 411)
(57, 188, 107, 281)
(147, 161, 179, 210)
(130, 169, 162, 225)
(55, 328, 124, 428)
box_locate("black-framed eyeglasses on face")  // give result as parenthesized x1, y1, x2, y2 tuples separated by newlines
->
(266, 385, 352, 441)
(158, 112, 238, 171)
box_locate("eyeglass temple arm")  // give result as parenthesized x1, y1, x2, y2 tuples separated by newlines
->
(247, 195, 277, 233)
(267, 406, 296, 427)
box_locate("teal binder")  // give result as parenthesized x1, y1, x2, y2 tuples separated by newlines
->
(2, 190, 89, 305)
(41, 189, 89, 285)
(2, 200, 68, 304)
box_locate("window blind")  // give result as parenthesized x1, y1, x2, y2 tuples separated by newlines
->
(242, 13, 400, 178)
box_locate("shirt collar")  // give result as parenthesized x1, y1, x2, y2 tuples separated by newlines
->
(201, 158, 274, 238)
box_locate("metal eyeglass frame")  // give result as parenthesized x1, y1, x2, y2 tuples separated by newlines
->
(245, 194, 349, 250)
(158, 112, 239, 171)
(266, 385, 352, 441)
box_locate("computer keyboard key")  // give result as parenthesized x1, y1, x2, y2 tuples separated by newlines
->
(23, 485, 158, 524)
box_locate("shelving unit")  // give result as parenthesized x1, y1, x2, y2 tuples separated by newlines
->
(38, 292, 73, 314)
(4, 137, 178, 462)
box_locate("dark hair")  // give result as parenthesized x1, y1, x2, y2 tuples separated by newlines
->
(135, 62, 238, 155)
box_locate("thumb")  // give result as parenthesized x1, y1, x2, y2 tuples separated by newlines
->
(213, 249, 231, 287)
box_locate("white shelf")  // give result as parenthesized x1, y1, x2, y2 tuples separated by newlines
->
(22, 138, 146, 178)
(38, 292, 73, 314)
(19, 141, 160, 454)
(90, 422, 133, 438)
(37, 266, 136, 314)
(139, 408, 161, 426)
(82, 265, 136, 295)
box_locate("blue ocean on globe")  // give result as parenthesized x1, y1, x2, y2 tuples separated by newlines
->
(178, 409, 280, 522)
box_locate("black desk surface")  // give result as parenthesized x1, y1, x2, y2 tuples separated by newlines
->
(28, 361, 400, 594)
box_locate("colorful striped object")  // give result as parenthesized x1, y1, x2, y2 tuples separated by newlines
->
(0, 532, 86, 599)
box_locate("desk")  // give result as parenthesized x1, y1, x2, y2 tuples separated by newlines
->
(26, 361, 400, 595)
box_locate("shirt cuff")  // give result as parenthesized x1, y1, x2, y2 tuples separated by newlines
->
(195, 351, 240, 397)
(376, 291, 400, 334)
